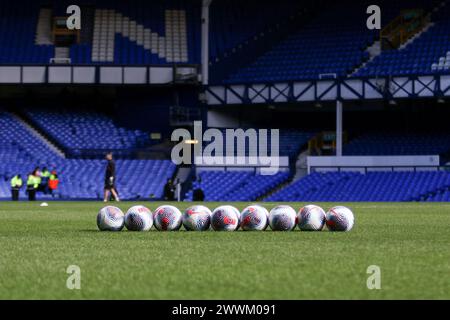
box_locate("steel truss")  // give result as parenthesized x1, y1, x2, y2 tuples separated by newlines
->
(205, 75, 450, 105)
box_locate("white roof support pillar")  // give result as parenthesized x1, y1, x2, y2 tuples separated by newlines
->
(201, 0, 212, 85)
(336, 99, 343, 157)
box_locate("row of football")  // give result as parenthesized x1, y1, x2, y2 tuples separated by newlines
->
(97, 204, 355, 232)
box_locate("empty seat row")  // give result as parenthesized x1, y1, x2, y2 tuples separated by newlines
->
(267, 171, 450, 202)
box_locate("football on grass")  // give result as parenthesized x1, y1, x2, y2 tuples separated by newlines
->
(153, 205, 182, 231)
(211, 205, 240, 231)
(269, 205, 296, 231)
(240, 204, 269, 231)
(182, 205, 212, 231)
(97, 206, 125, 231)
(124, 206, 153, 231)
(326, 206, 355, 232)
(297, 205, 326, 231)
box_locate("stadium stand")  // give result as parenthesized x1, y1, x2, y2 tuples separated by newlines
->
(355, 3, 450, 77)
(266, 171, 352, 202)
(55, 159, 175, 200)
(0, 1, 54, 63)
(202, 129, 314, 159)
(267, 171, 450, 202)
(209, 0, 304, 61)
(0, 112, 60, 164)
(343, 132, 450, 156)
(0, 111, 175, 200)
(182, 129, 315, 202)
(24, 109, 153, 158)
(186, 171, 290, 201)
(223, 0, 438, 83)
(222, 1, 374, 83)
(1, 0, 450, 204)
(0, 0, 200, 65)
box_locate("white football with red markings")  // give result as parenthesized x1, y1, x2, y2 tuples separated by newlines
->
(298, 205, 326, 231)
(125, 206, 153, 231)
(269, 205, 296, 231)
(211, 205, 240, 231)
(240, 205, 269, 231)
(326, 206, 354, 232)
(182, 205, 212, 231)
(153, 205, 182, 231)
(97, 206, 125, 231)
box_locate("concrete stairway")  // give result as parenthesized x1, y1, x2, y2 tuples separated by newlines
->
(11, 113, 66, 158)
(35, 8, 53, 45)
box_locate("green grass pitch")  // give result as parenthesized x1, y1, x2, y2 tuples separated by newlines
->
(0, 201, 449, 300)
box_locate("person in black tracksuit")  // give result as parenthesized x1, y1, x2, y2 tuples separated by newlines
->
(103, 152, 120, 202)
(163, 179, 175, 201)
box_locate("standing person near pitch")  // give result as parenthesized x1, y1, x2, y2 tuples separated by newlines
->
(103, 152, 120, 202)
(10, 174, 23, 201)
(48, 170, 59, 196)
(26, 170, 39, 201)
(40, 167, 51, 194)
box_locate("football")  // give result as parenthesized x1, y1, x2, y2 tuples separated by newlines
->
(326, 206, 355, 232)
(211, 205, 240, 231)
(297, 205, 326, 231)
(182, 205, 212, 231)
(269, 205, 296, 231)
(97, 206, 125, 231)
(240, 204, 269, 231)
(124, 205, 153, 231)
(153, 205, 182, 231)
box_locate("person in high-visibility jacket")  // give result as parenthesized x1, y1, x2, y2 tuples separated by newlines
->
(10, 175, 23, 201)
(27, 171, 39, 201)
(40, 167, 51, 194)
(48, 170, 59, 195)
(34, 167, 42, 192)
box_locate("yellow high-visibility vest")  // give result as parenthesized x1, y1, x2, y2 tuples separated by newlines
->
(11, 176, 23, 188)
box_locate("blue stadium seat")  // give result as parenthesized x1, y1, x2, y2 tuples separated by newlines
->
(267, 171, 450, 202)
(0, 1, 54, 64)
(344, 132, 450, 156)
(186, 170, 290, 201)
(355, 5, 450, 77)
(0, 111, 175, 200)
(25, 109, 154, 157)
(222, 0, 438, 84)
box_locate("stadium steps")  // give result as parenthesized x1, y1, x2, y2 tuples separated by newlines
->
(351, 18, 435, 77)
(11, 112, 66, 158)
(350, 41, 381, 76)
(55, 47, 70, 59)
(35, 7, 53, 45)
(293, 150, 309, 181)
(174, 166, 194, 201)
(352, 1, 444, 77)
(266, 172, 353, 202)
(174, 167, 192, 185)
(259, 136, 313, 200)
(257, 176, 293, 201)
